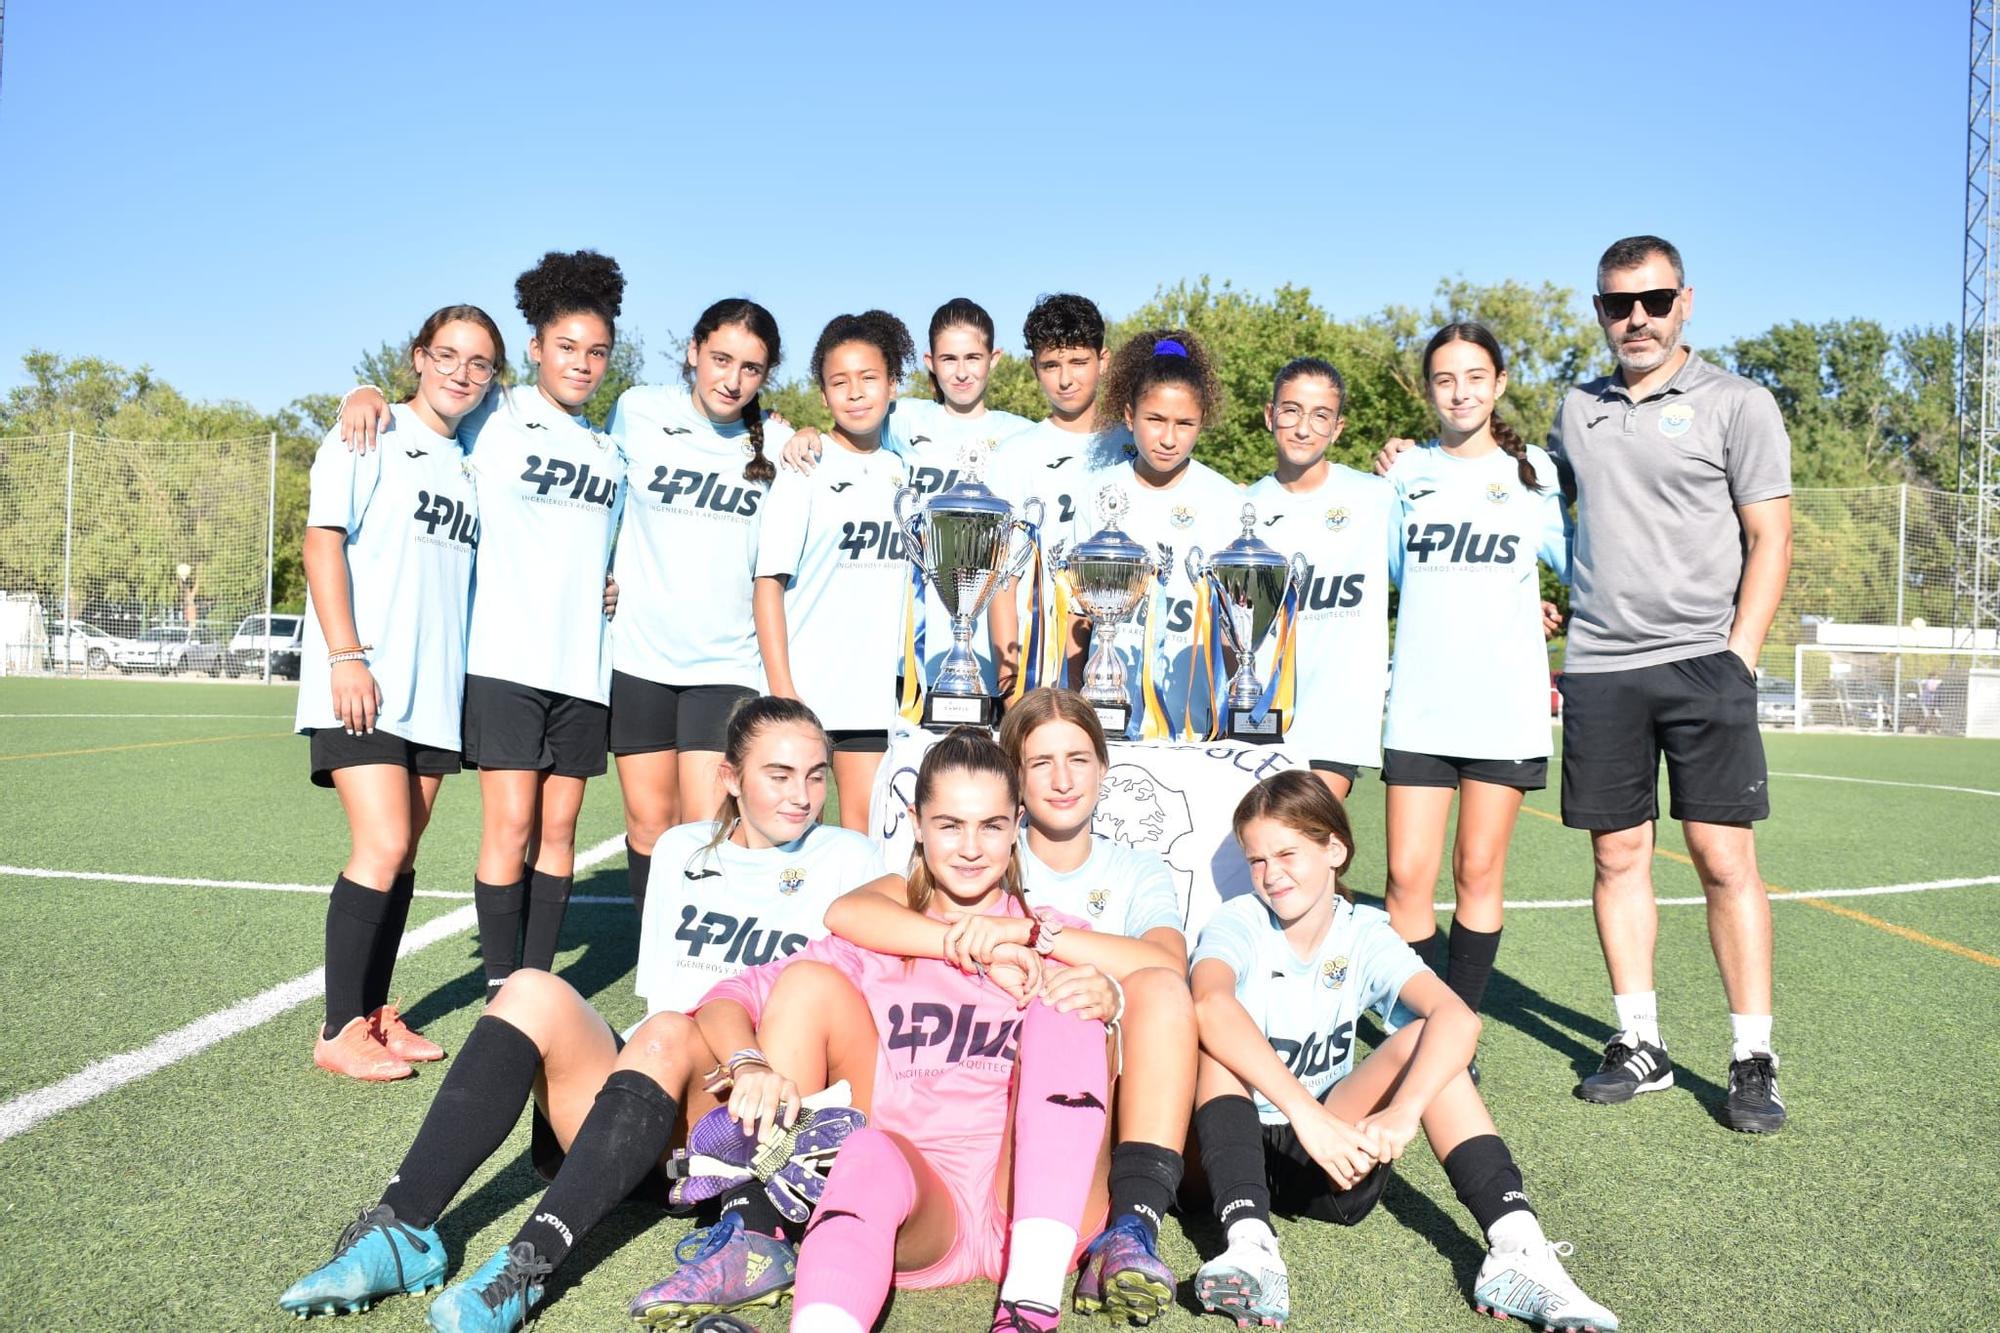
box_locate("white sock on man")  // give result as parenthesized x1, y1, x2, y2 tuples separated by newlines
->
(997, 1217, 1078, 1310)
(1729, 1013, 1774, 1063)
(1613, 991, 1661, 1047)
(790, 1305, 865, 1333)
(1486, 1208, 1548, 1253)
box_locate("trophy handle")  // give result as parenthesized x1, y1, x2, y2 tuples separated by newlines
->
(1183, 545, 1208, 589)
(1001, 500, 1044, 587)
(892, 484, 924, 562)
(1288, 551, 1310, 595)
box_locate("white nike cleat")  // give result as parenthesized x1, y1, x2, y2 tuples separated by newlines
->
(1473, 1239, 1619, 1331)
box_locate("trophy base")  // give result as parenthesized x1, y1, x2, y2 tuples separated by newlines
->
(1088, 702, 1130, 736)
(1222, 706, 1286, 745)
(922, 691, 1000, 732)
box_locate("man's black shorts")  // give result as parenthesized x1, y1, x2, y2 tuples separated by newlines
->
(608, 672, 756, 757)
(306, 727, 460, 790)
(462, 673, 609, 778)
(1262, 1120, 1391, 1225)
(1558, 649, 1769, 831)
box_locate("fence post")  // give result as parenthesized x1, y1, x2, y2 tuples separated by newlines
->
(1894, 483, 1908, 732)
(1794, 641, 1804, 729)
(263, 431, 277, 684)
(62, 431, 75, 677)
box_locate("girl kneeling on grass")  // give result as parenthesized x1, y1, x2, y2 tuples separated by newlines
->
(632, 730, 1114, 1332)
(278, 698, 879, 1333)
(1189, 771, 1618, 1333)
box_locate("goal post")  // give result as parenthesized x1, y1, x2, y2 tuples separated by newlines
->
(1790, 642, 2000, 736)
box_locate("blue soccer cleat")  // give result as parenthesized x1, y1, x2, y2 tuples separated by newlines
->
(1073, 1214, 1176, 1324)
(425, 1242, 551, 1333)
(627, 1211, 796, 1327)
(279, 1204, 447, 1318)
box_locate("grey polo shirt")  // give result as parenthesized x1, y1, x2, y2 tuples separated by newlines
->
(1549, 347, 1791, 673)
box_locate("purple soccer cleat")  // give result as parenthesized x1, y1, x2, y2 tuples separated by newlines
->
(1072, 1214, 1176, 1324)
(626, 1212, 796, 1328)
(663, 1081, 866, 1224)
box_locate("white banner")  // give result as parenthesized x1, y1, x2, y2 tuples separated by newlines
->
(867, 717, 1303, 940)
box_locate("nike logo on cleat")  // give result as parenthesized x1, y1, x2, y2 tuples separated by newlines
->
(1046, 1091, 1106, 1110)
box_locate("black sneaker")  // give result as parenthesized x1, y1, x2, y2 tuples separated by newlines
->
(1575, 1032, 1674, 1104)
(1724, 1052, 1786, 1133)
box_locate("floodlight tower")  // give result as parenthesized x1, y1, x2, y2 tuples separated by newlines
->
(1963, 0, 2000, 643)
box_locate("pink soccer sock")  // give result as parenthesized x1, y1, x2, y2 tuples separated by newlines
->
(792, 1127, 916, 1330)
(1001, 1000, 1110, 1306)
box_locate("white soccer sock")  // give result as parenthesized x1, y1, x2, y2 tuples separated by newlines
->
(790, 1304, 865, 1333)
(1612, 991, 1661, 1047)
(1729, 1013, 1774, 1063)
(1226, 1216, 1280, 1251)
(997, 1217, 1077, 1310)
(1486, 1208, 1547, 1253)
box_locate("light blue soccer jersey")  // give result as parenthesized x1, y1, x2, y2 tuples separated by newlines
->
(461, 386, 625, 703)
(756, 440, 911, 730)
(608, 384, 795, 690)
(1245, 467, 1398, 769)
(1099, 459, 1244, 740)
(1192, 893, 1425, 1124)
(636, 820, 886, 1016)
(296, 405, 478, 750)
(1384, 442, 1571, 760)
(1020, 834, 1184, 939)
(986, 419, 1132, 555)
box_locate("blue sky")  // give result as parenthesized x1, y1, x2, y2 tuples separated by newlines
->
(0, 1, 1969, 415)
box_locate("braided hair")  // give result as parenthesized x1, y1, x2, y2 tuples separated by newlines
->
(683, 298, 782, 484)
(1421, 321, 1542, 493)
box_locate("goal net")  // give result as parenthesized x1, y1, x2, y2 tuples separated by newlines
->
(1790, 642, 2000, 737)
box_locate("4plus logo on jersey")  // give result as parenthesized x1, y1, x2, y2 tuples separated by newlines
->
(1405, 522, 1521, 566)
(646, 466, 760, 517)
(673, 905, 808, 966)
(837, 520, 907, 562)
(520, 455, 618, 507)
(411, 490, 478, 546)
(885, 1001, 1021, 1068)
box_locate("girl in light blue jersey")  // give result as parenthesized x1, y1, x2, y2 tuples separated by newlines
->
(1382, 323, 1571, 1036)
(755, 312, 917, 829)
(300, 303, 502, 1082)
(1244, 358, 1397, 801)
(1189, 772, 1618, 1332)
(607, 299, 793, 920)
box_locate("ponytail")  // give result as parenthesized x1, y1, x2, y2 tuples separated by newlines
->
(1421, 320, 1542, 493)
(1488, 412, 1542, 493)
(741, 396, 774, 484)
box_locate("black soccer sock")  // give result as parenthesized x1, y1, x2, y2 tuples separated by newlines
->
(1441, 1134, 1534, 1234)
(1446, 919, 1502, 1017)
(474, 877, 526, 993)
(379, 1015, 543, 1228)
(361, 870, 417, 1016)
(626, 840, 652, 919)
(510, 1069, 680, 1271)
(324, 875, 394, 1039)
(1194, 1096, 1271, 1231)
(520, 869, 573, 973)
(1108, 1141, 1184, 1242)
(1410, 928, 1449, 978)
(716, 1177, 788, 1239)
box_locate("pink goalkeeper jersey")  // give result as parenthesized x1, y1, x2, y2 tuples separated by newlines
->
(696, 901, 1090, 1207)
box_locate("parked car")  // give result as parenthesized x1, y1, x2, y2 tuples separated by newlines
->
(229, 613, 304, 678)
(1756, 675, 1799, 726)
(43, 618, 130, 672)
(114, 626, 228, 675)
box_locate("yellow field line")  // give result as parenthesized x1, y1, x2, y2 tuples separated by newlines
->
(0, 731, 291, 762)
(1517, 804, 2000, 969)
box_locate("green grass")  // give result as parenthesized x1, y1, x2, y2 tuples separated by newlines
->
(1, 677, 1996, 1331)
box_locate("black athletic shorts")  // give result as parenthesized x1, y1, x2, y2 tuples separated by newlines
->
(1382, 748, 1547, 792)
(1308, 759, 1362, 784)
(1558, 649, 1769, 830)
(461, 673, 609, 778)
(608, 672, 756, 757)
(306, 727, 460, 789)
(1262, 1120, 1391, 1225)
(826, 728, 890, 754)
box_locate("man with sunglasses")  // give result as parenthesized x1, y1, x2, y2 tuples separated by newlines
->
(1551, 235, 1793, 1135)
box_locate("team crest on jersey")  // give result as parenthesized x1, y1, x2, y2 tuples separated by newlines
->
(1086, 887, 1109, 917)
(1170, 505, 1195, 529)
(1659, 403, 1696, 438)
(778, 868, 805, 896)
(1324, 506, 1350, 532)
(1486, 483, 1511, 505)
(1321, 956, 1349, 989)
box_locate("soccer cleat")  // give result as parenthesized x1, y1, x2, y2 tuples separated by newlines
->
(316, 1016, 414, 1082)
(425, 1242, 550, 1333)
(371, 1004, 445, 1062)
(279, 1204, 447, 1318)
(626, 1211, 796, 1327)
(1473, 1239, 1620, 1331)
(1574, 1032, 1672, 1105)
(663, 1081, 865, 1223)
(992, 1298, 1064, 1331)
(1194, 1234, 1290, 1329)
(688, 1318, 765, 1332)
(1723, 1052, 1786, 1133)
(1072, 1215, 1175, 1324)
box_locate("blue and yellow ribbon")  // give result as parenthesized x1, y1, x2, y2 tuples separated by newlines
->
(898, 563, 926, 724)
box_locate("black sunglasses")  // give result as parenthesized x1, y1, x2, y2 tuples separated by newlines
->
(1595, 288, 1681, 320)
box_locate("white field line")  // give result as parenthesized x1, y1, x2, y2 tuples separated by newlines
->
(1444, 873, 2000, 912)
(0, 712, 293, 719)
(0, 864, 629, 906)
(1771, 770, 2000, 798)
(0, 835, 627, 1145)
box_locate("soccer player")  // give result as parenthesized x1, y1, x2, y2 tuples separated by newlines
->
(1190, 771, 1618, 1332)
(755, 312, 916, 829)
(297, 303, 502, 1081)
(632, 730, 1114, 1333)
(1090, 330, 1243, 741)
(606, 299, 794, 918)
(338, 250, 629, 998)
(277, 697, 878, 1330)
(1243, 357, 1396, 801)
(1379, 324, 1571, 1039)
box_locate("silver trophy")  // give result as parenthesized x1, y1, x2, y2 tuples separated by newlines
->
(894, 442, 1043, 730)
(1049, 486, 1171, 736)
(1184, 502, 1309, 744)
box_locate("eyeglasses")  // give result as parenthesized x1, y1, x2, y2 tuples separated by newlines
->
(1273, 404, 1341, 435)
(420, 347, 498, 383)
(1594, 288, 1681, 321)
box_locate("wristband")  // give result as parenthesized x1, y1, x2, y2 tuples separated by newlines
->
(327, 651, 370, 667)
(726, 1047, 771, 1076)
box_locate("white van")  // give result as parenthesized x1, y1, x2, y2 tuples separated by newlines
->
(230, 613, 304, 679)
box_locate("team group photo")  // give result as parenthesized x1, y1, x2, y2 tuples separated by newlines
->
(2, 6, 1997, 1332)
